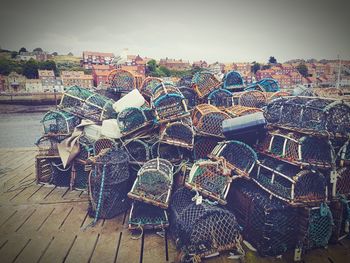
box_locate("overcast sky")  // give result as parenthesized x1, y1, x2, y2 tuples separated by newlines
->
(0, 0, 349, 63)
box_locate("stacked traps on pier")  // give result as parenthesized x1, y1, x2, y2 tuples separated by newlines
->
(266, 90, 292, 102)
(169, 187, 243, 260)
(207, 88, 233, 108)
(35, 156, 71, 186)
(151, 142, 184, 163)
(41, 110, 81, 135)
(191, 71, 221, 98)
(192, 137, 220, 160)
(232, 90, 267, 108)
(35, 135, 67, 157)
(178, 86, 198, 111)
(139, 77, 163, 101)
(245, 78, 280, 93)
(329, 195, 350, 243)
(224, 105, 262, 118)
(222, 70, 244, 91)
(107, 69, 136, 94)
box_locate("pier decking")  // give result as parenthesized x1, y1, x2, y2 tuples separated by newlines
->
(0, 148, 349, 263)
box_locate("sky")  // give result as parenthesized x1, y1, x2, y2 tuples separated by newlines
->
(0, 0, 349, 63)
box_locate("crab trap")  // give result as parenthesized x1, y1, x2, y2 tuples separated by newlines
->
(59, 86, 116, 122)
(264, 96, 350, 136)
(232, 90, 267, 108)
(151, 142, 183, 163)
(209, 140, 258, 177)
(193, 137, 220, 160)
(224, 105, 262, 118)
(159, 118, 194, 149)
(36, 156, 72, 186)
(251, 78, 280, 93)
(128, 158, 173, 209)
(222, 70, 244, 90)
(75, 135, 95, 161)
(139, 77, 163, 100)
(35, 135, 67, 157)
(169, 187, 242, 260)
(117, 107, 155, 136)
(252, 154, 327, 205)
(207, 88, 233, 108)
(108, 69, 136, 94)
(178, 86, 198, 111)
(227, 178, 304, 257)
(267, 91, 291, 102)
(331, 167, 350, 197)
(192, 104, 230, 138)
(128, 202, 169, 230)
(178, 75, 193, 87)
(93, 137, 116, 155)
(70, 159, 90, 190)
(191, 71, 221, 98)
(151, 83, 189, 123)
(258, 129, 335, 168)
(337, 139, 350, 167)
(329, 196, 350, 243)
(41, 110, 80, 135)
(185, 159, 232, 205)
(123, 139, 151, 165)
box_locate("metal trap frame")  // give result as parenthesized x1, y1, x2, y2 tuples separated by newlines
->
(232, 90, 267, 108)
(41, 110, 80, 135)
(159, 118, 195, 149)
(191, 71, 221, 98)
(108, 69, 136, 94)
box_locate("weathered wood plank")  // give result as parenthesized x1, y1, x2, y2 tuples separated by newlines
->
(0, 235, 31, 263)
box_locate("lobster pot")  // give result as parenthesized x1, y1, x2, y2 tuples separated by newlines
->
(207, 89, 233, 108)
(209, 140, 258, 177)
(192, 104, 230, 138)
(76, 135, 95, 161)
(253, 155, 327, 205)
(128, 158, 173, 209)
(71, 160, 90, 190)
(41, 110, 80, 135)
(178, 75, 193, 87)
(232, 90, 267, 108)
(59, 86, 116, 122)
(35, 135, 67, 157)
(160, 119, 194, 149)
(117, 107, 154, 135)
(332, 167, 350, 197)
(224, 105, 262, 118)
(88, 179, 130, 219)
(337, 139, 350, 167)
(170, 187, 242, 259)
(259, 129, 335, 168)
(191, 71, 221, 98)
(223, 71, 244, 90)
(35, 155, 55, 184)
(267, 91, 291, 102)
(313, 87, 344, 99)
(93, 137, 116, 155)
(185, 159, 232, 204)
(139, 77, 163, 100)
(96, 87, 121, 101)
(51, 159, 72, 187)
(257, 78, 280, 92)
(330, 197, 350, 243)
(108, 69, 136, 94)
(128, 202, 169, 230)
(178, 86, 198, 110)
(193, 137, 220, 160)
(228, 178, 304, 256)
(244, 83, 264, 92)
(151, 142, 183, 163)
(123, 139, 151, 165)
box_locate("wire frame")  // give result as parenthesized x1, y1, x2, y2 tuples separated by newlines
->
(329, 197, 350, 243)
(128, 202, 169, 230)
(159, 119, 194, 149)
(76, 135, 95, 161)
(151, 142, 183, 163)
(35, 155, 55, 184)
(258, 129, 335, 168)
(108, 69, 136, 93)
(209, 140, 258, 177)
(313, 87, 344, 99)
(334, 167, 350, 197)
(71, 159, 90, 190)
(35, 135, 67, 157)
(123, 139, 151, 165)
(224, 105, 262, 118)
(192, 104, 230, 138)
(59, 85, 116, 122)
(169, 187, 242, 259)
(223, 70, 244, 90)
(178, 86, 198, 110)
(50, 159, 72, 187)
(191, 71, 221, 98)
(185, 159, 232, 204)
(178, 75, 193, 87)
(93, 137, 116, 156)
(227, 178, 305, 257)
(117, 107, 154, 135)
(267, 91, 292, 102)
(207, 89, 233, 108)
(337, 139, 350, 167)
(128, 158, 173, 209)
(253, 154, 327, 205)
(257, 78, 280, 92)
(232, 90, 267, 108)
(41, 110, 80, 135)
(139, 77, 163, 100)
(193, 137, 220, 160)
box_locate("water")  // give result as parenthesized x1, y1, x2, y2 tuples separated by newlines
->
(0, 112, 44, 148)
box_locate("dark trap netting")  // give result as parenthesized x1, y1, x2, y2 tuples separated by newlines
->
(93, 137, 116, 156)
(334, 167, 350, 196)
(227, 178, 304, 256)
(128, 158, 173, 209)
(209, 140, 258, 177)
(41, 110, 81, 135)
(35, 157, 71, 186)
(207, 89, 233, 108)
(160, 119, 194, 149)
(76, 135, 95, 161)
(255, 78, 280, 92)
(128, 201, 169, 230)
(191, 71, 221, 98)
(330, 197, 350, 243)
(224, 105, 262, 118)
(170, 187, 242, 259)
(51, 160, 72, 187)
(139, 77, 163, 100)
(264, 96, 350, 136)
(108, 69, 136, 93)
(252, 154, 327, 205)
(178, 86, 198, 110)
(71, 160, 90, 190)
(117, 107, 154, 135)
(337, 139, 350, 167)
(35, 135, 67, 157)
(223, 70, 244, 90)
(151, 142, 183, 163)
(193, 137, 220, 160)
(232, 90, 267, 108)
(59, 85, 117, 122)
(185, 159, 232, 205)
(123, 139, 151, 165)
(35, 156, 55, 184)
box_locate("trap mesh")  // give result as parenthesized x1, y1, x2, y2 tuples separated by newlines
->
(227, 178, 303, 256)
(123, 139, 151, 164)
(253, 155, 327, 204)
(178, 86, 198, 110)
(128, 202, 169, 230)
(76, 135, 95, 161)
(330, 197, 350, 243)
(224, 105, 262, 118)
(151, 142, 183, 163)
(117, 107, 154, 135)
(35, 135, 67, 157)
(223, 71, 244, 90)
(108, 69, 136, 93)
(170, 187, 242, 259)
(128, 158, 173, 208)
(140, 77, 163, 100)
(160, 119, 194, 149)
(35, 156, 54, 184)
(232, 90, 267, 108)
(93, 137, 116, 156)
(193, 137, 220, 160)
(313, 87, 344, 99)
(71, 160, 90, 190)
(41, 110, 80, 135)
(50, 160, 72, 187)
(209, 140, 258, 177)
(178, 75, 193, 87)
(185, 159, 232, 204)
(207, 89, 233, 108)
(192, 104, 230, 138)
(257, 78, 280, 92)
(191, 71, 221, 98)
(335, 167, 350, 196)
(267, 91, 291, 102)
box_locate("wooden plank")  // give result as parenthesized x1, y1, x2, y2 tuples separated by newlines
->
(0, 207, 36, 235)
(10, 184, 42, 203)
(64, 232, 100, 263)
(28, 184, 56, 203)
(143, 232, 168, 263)
(59, 203, 89, 233)
(303, 248, 333, 263)
(38, 205, 75, 234)
(0, 206, 17, 227)
(0, 235, 31, 263)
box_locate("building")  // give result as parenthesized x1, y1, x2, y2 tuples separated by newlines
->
(255, 69, 275, 80)
(117, 54, 146, 77)
(159, 58, 191, 71)
(242, 72, 255, 84)
(92, 65, 114, 86)
(289, 71, 303, 85)
(17, 52, 36, 61)
(25, 79, 43, 93)
(0, 75, 6, 92)
(82, 51, 115, 69)
(271, 74, 292, 88)
(232, 63, 251, 75)
(5, 72, 27, 92)
(38, 70, 55, 81)
(61, 71, 94, 88)
(313, 63, 327, 78)
(193, 60, 208, 68)
(280, 64, 297, 75)
(18, 51, 51, 62)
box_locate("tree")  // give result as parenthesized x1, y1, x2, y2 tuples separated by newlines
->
(262, 64, 271, 70)
(146, 59, 157, 74)
(251, 62, 261, 74)
(19, 47, 27, 53)
(159, 66, 171, 77)
(22, 59, 39, 79)
(0, 58, 11, 75)
(296, 63, 308, 78)
(33, 47, 43, 52)
(268, 56, 277, 64)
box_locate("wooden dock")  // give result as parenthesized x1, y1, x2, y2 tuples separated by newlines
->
(0, 148, 349, 263)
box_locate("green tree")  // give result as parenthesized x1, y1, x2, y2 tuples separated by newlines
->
(268, 56, 277, 64)
(0, 58, 11, 75)
(296, 63, 308, 77)
(251, 62, 261, 74)
(22, 59, 39, 79)
(19, 47, 27, 53)
(159, 66, 171, 77)
(146, 59, 157, 74)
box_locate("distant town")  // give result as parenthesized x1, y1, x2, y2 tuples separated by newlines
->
(0, 47, 350, 94)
